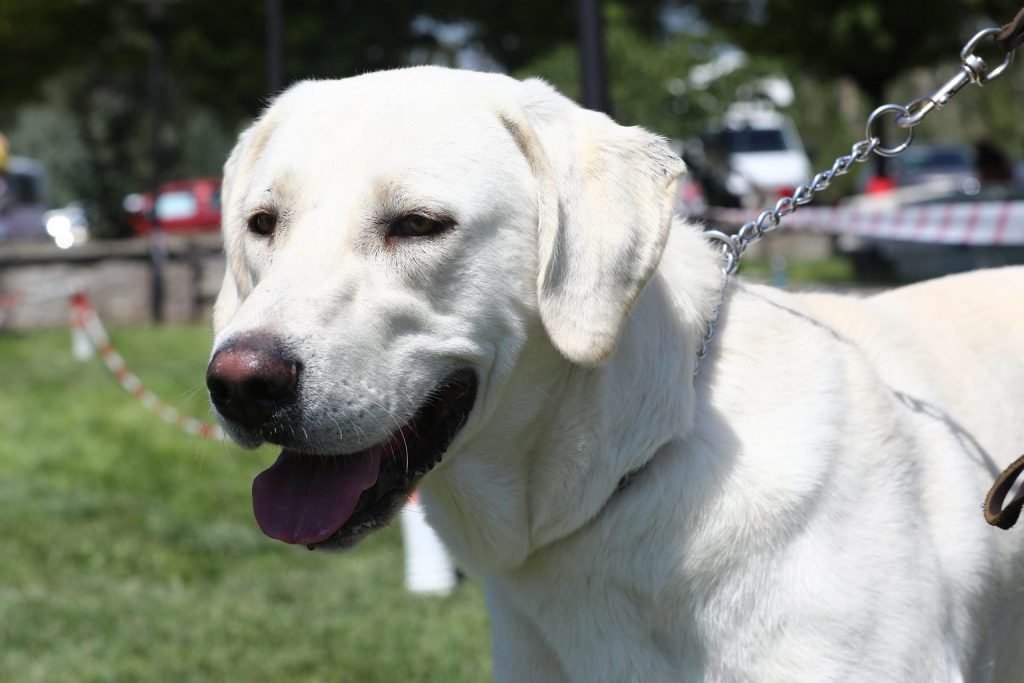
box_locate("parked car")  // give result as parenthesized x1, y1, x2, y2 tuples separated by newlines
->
(838, 144, 1024, 280)
(701, 105, 812, 207)
(125, 177, 221, 235)
(858, 143, 981, 199)
(0, 156, 48, 241)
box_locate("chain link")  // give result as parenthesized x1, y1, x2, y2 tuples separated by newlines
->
(695, 27, 1018, 373)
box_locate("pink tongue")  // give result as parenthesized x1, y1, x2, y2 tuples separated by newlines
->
(252, 449, 382, 545)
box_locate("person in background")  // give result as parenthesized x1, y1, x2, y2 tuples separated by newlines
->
(974, 138, 1014, 184)
(0, 132, 10, 214)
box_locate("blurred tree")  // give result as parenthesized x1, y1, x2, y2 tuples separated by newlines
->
(4, 67, 234, 238)
(518, 4, 783, 141)
(1, 0, 666, 122)
(0, 0, 667, 235)
(0, 0, 136, 111)
(7, 0, 1015, 232)
(680, 0, 1024, 177)
(682, 0, 1018, 103)
(7, 102, 88, 209)
(2, 0, 153, 236)
(167, 0, 669, 120)
(0, 0, 235, 237)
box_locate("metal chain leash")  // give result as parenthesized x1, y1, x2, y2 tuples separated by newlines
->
(695, 25, 1020, 371)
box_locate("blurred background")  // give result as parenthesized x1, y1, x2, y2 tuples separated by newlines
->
(2, 1, 1023, 681)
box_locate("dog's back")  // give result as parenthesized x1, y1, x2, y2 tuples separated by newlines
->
(798, 266, 1024, 466)
(797, 266, 1024, 680)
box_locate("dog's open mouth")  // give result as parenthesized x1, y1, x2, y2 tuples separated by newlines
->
(251, 369, 477, 549)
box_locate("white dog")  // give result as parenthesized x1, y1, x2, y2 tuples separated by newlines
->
(207, 66, 1024, 681)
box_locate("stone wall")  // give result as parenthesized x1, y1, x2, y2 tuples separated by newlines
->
(0, 235, 225, 329)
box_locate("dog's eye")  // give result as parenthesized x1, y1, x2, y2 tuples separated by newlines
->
(387, 214, 451, 239)
(248, 211, 277, 237)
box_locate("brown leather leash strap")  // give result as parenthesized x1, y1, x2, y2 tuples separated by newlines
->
(984, 454, 1024, 529)
(980, 6, 1024, 529)
(997, 7, 1024, 53)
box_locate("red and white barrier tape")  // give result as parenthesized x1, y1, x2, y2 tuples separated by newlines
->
(703, 201, 1024, 246)
(69, 292, 225, 441)
(0, 278, 83, 312)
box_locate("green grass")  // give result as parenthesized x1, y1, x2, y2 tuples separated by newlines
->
(0, 325, 491, 682)
(737, 255, 857, 284)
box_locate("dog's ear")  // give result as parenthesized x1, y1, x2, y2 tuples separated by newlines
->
(507, 79, 684, 365)
(213, 115, 277, 335)
(212, 128, 250, 335)
(212, 265, 241, 336)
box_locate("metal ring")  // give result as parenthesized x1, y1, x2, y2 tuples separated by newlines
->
(961, 27, 1015, 83)
(865, 104, 915, 157)
(704, 230, 740, 275)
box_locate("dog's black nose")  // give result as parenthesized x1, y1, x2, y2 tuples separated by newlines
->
(207, 333, 299, 430)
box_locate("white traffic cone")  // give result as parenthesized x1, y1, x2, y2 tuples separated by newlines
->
(70, 292, 94, 361)
(401, 493, 457, 596)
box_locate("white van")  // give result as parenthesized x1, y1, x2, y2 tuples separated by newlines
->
(703, 106, 812, 207)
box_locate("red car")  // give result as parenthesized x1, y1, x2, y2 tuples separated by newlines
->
(126, 177, 221, 235)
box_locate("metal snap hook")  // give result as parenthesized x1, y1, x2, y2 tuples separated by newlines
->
(866, 104, 915, 157)
(962, 27, 1016, 83)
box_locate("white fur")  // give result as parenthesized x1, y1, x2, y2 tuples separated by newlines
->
(212, 66, 1024, 682)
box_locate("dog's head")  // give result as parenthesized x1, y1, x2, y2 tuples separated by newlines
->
(207, 67, 683, 551)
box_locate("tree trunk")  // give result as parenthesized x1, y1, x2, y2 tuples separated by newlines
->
(859, 77, 892, 175)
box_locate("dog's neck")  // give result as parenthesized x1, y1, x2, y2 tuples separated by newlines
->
(420, 223, 723, 574)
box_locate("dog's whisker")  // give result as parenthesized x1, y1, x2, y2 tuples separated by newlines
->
(358, 398, 411, 474)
